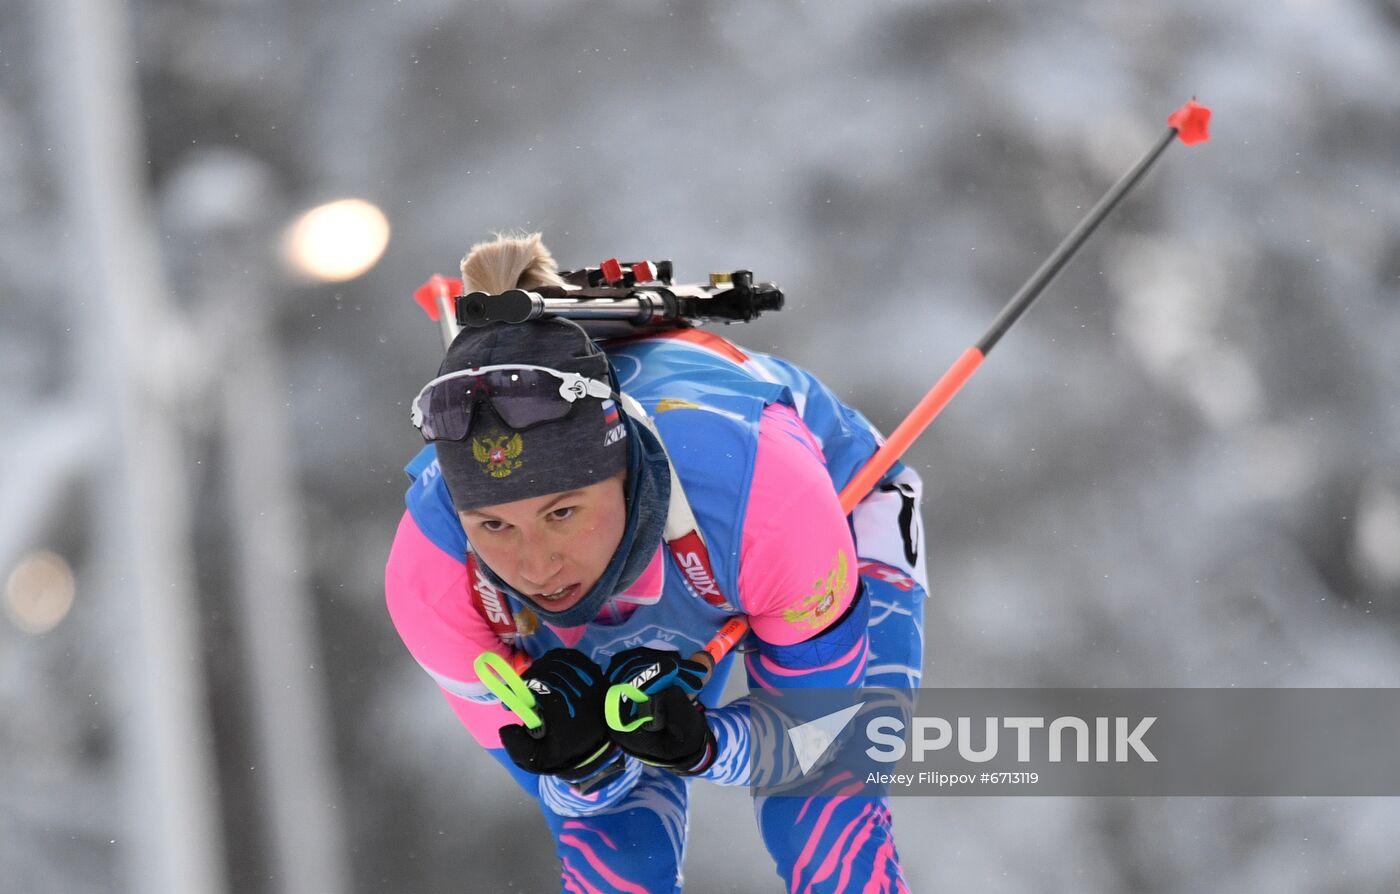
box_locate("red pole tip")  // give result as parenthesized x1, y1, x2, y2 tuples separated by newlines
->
(1167, 99, 1211, 145)
(413, 274, 463, 321)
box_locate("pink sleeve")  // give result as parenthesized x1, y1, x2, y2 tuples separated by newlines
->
(384, 510, 518, 748)
(737, 404, 859, 646)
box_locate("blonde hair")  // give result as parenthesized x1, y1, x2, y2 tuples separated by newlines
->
(460, 231, 566, 294)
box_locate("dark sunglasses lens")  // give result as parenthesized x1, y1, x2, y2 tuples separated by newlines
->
(483, 369, 576, 429)
(421, 381, 477, 440)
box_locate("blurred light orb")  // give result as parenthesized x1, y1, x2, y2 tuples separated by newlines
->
(5, 550, 76, 635)
(282, 198, 390, 282)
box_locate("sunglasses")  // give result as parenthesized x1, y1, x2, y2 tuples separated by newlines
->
(410, 364, 615, 441)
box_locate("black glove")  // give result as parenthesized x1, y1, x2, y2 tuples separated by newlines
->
(610, 687, 716, 774)
(498, 649, 617, 781)
(605, 648, 716, 775)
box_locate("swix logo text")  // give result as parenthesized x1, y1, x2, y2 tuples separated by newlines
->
(476, 578, 511, 627)
(677, 551, 721, 599)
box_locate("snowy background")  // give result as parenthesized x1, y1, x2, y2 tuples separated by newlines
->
(3, 0, 1400, 891)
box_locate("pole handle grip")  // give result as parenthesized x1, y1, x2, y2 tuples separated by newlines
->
(474, 651, 543, 734)
(605, 684, 660, 733)
(602, 616, 750, 733)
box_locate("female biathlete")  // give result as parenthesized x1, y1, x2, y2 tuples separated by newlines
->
(385, 233, 928, 893)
